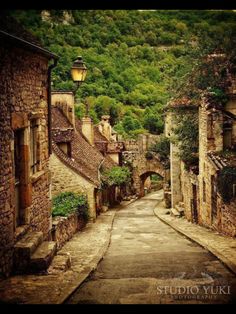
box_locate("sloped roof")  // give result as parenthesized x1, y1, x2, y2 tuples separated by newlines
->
(0, 13, 57, 59)
(94, 125, 109, 143)
(208, 151, 236, 170)
(52, 107, 72, 129)
(51, 109, 116, 186)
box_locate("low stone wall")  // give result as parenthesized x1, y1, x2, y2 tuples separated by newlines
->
(51, 213, 86, 250)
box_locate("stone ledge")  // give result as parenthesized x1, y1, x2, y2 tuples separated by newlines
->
(31, 170, 45, 184)
(153, 202, 236, 276)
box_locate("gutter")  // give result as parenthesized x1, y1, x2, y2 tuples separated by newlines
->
(98, 158, 105, 188)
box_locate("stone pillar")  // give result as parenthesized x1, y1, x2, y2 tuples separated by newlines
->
(81, 117, 94, 145)
(170, 143, 182, 207)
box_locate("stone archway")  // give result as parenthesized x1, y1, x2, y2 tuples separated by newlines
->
(139, 171, 164, 197)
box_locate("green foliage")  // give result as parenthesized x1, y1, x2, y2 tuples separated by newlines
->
(145, 151, 154, 160)
(217, 167, 236, 203)
(52, 192, 89, 221)
(149, 135, 170, 168)
(102, 166, 131, 187)
(11, 10, 236, 137)
(172, 111, 199, 169)
(143, 112, 164, 134)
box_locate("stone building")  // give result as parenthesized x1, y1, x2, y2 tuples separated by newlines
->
(50, 92, 122, 220)
(122, 134, 167, 197)
(95, 115, 124, 165)
(166, 56, 236, 237)
(0, 15, 58, 277)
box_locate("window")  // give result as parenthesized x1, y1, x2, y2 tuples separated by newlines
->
(30, 120, 38, 175)
(14, 129, 24, 227)
(58, 142, 72, 157)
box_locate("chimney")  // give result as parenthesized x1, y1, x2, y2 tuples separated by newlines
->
(98, 115, 112, 140)
(51, 92, 75, 127)
(81, 116, 94, 145)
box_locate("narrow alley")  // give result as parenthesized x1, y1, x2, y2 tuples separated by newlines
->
(67, 191, 236, 304)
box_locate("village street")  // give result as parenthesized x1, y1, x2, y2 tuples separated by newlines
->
(67, 190, 236, 304)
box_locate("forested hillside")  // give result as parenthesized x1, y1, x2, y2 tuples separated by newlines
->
(11, 10, 236, 138)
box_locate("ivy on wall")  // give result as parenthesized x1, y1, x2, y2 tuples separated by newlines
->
(217, 167, 236, 203)
(148, 135, 170, 169)
(171, 109, 199, 171)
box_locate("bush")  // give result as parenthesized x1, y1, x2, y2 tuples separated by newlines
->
(149, 135, 170, 168)
(52, 192, 89, 221)
(102, 166, 131, 187)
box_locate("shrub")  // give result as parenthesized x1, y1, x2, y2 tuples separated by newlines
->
(102, 166, 131, 187)
(52, 192, 89, 221)
(149, 135, 170, 168)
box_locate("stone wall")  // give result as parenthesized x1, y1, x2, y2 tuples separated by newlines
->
(0, 44, 50, 277)
(50, 153, 96, 220)
(180, 162, 199, 222)
(51, 213, 86, 250)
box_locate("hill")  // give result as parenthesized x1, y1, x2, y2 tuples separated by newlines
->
(11, 10, 236, 137)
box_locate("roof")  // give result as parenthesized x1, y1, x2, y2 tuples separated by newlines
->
(167, 97, 198, 109)
(52, 107, 72, 129)
(0, 13, 58, 60)
(208, 151, 236, 170)
(51, 109, 116, 186)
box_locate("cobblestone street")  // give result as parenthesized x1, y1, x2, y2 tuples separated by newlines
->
(67, 191, 236, 304)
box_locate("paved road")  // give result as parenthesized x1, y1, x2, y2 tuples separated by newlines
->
(67, 190, 236, 304)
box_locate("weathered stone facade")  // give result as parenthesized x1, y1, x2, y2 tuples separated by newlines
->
(198, 95, 236, 236)
(51, 213, 85, 250)
(167, 61, 236, 237)
(122, 134, 167, 197)
(50, 152, 97, 219)
(0, 19, 56, 276)
(50, 92, 120, 221)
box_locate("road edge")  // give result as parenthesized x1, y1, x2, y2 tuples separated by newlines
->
(153, 205, 236, 276)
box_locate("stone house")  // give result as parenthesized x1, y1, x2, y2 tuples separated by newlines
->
(0, 15, 58, 277)
(166, 56, 236, 237)
(50, 92, 123, 220)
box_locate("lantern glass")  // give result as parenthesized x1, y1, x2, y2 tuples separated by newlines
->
(71, 56, 87, 83)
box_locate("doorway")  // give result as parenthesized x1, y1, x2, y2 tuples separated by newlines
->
(14, 129, 24, 227)
(191, 184, 198, 223)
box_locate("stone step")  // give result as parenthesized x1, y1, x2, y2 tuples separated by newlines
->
(29, 241, 57, 272)
(47, 253, 71, 274)
(170, 207, 181, 217)
(13, 231, 44, 271)
(175, 204, 185, 216)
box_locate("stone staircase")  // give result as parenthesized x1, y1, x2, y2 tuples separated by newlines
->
(170, 202, 185, 218)
(13, 231, 57, 274)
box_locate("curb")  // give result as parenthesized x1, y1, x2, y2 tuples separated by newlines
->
(153, 206, 236, 276)
(60, 209, 117, 304)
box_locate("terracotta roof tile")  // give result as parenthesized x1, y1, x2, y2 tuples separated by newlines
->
(51, 109, 115, 185)
(52, 107, 72, 129)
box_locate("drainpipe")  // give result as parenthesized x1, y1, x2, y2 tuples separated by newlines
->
(98, 157, 105, 188)
(47, 57, 58, 155)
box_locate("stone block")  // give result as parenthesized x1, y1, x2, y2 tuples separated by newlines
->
(29, 241, 57, 272)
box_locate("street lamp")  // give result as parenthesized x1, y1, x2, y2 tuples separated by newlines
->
(71, 56, 87, 92)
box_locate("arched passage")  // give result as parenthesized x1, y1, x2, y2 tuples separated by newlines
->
(139, 171, 164, 197)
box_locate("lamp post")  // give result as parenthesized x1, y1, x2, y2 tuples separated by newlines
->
(71, 55, 88, 117)
(71, 55, 87, 93)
